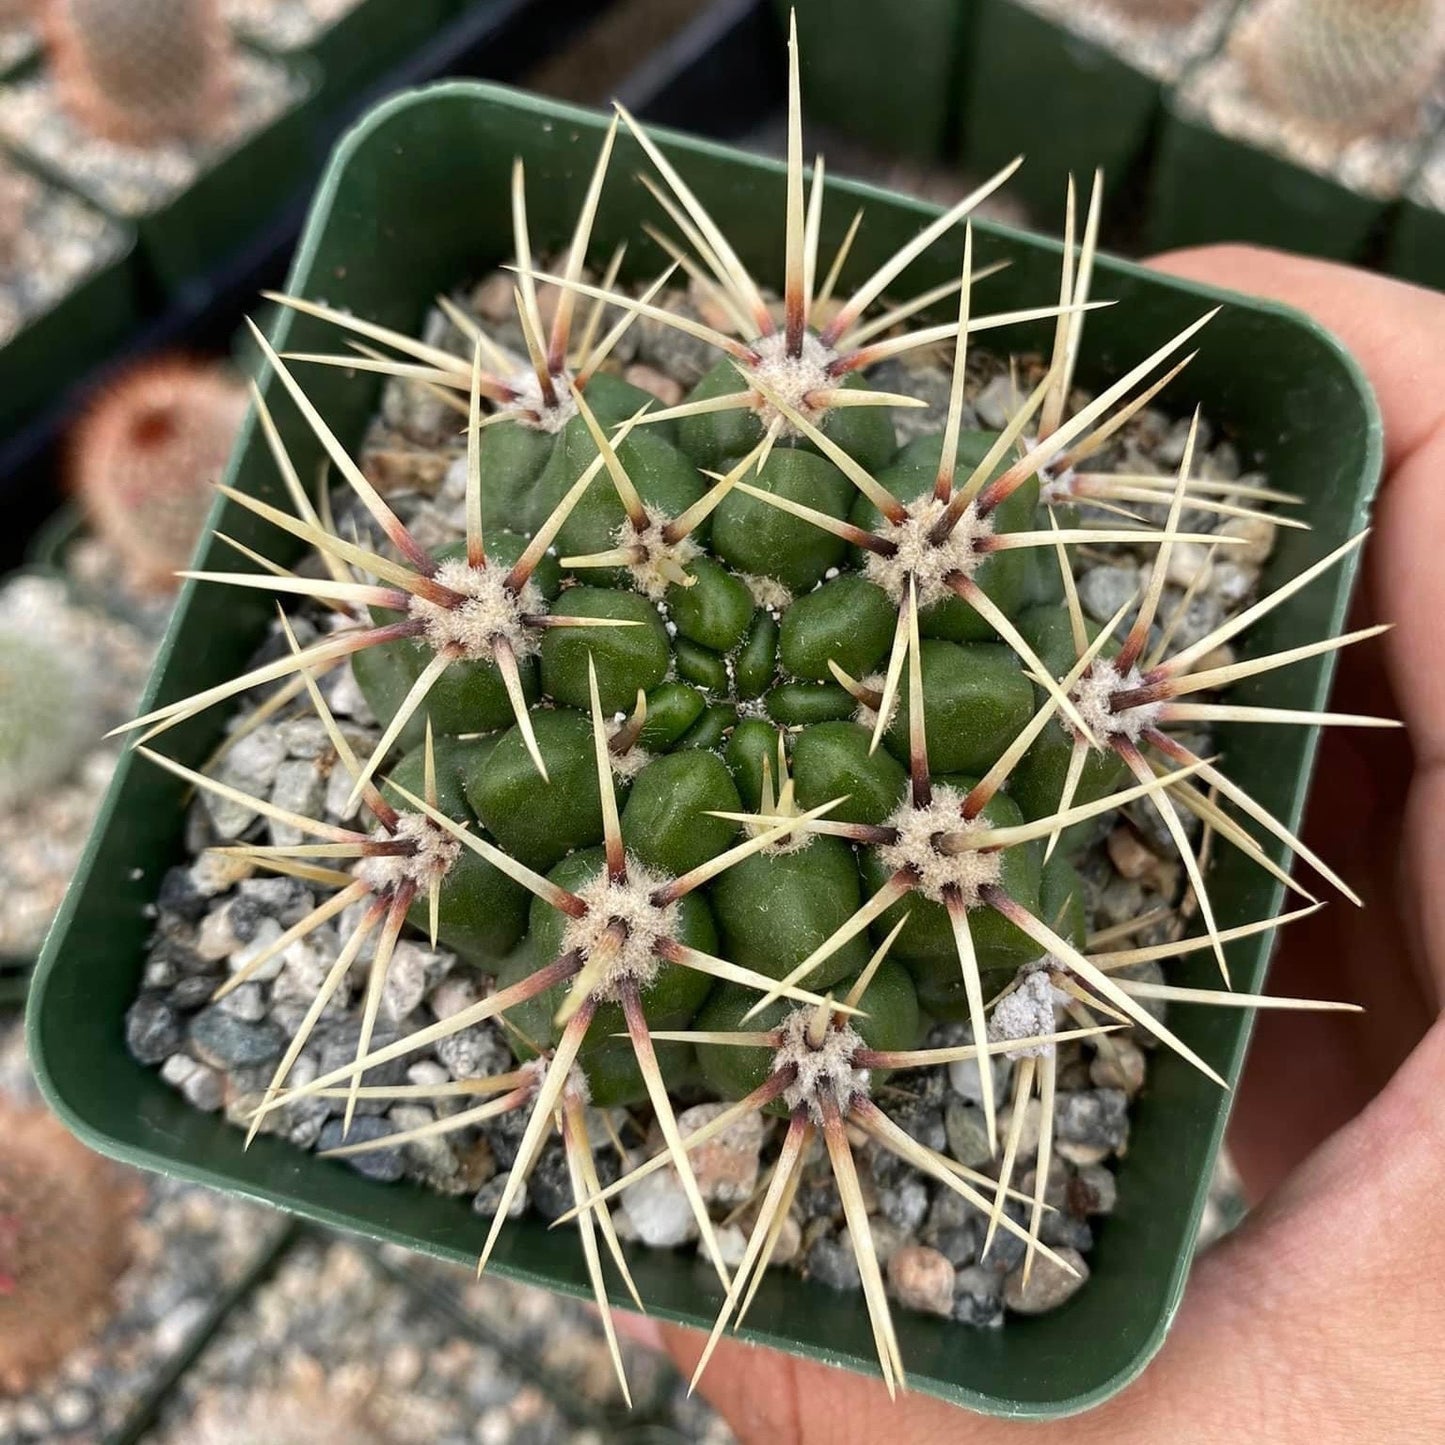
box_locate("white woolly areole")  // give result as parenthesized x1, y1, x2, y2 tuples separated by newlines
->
(740, 572, 794, 614)
(558, 1058, 592, 1108)
(354, 812, 462, 894)
(747, 330, 840, 434)
(503, 366, 578, 433)
(608, 743, 652, 781)
(1037, 462, 1079, 507)
(863, 494, 993, 609)
(773, 1008, 871, 1122)
(851, 671, 888, 733)
(615, 508, 701, 602)
(1071, 659, 1164, 745)
(988, 969, 1060, 1060)
(409, 558, 544, 663)
(559, 859, 680, 1001)
(876, 787, 1004, 907)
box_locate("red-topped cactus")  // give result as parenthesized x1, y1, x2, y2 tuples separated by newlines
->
(71, 356, 247, 592)
(44, 0, 235, 146)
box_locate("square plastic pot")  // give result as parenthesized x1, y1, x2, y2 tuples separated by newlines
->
(28, 79, 1383, 1419)
(235, 0, 450, 114)
(958, 0, 1163, 231)
(783, 0, 964, 161)
(1145, 98, 1389, 259)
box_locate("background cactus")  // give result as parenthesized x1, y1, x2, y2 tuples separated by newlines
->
(1228, 0, 1445, 137)
(71, 356, 247, 591)
(0, 580, 99, 808)
(44, 0, 235, 147)
(0, 1101, 138, 1392)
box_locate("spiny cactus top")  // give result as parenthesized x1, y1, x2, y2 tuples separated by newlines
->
(1229, 0, 1445, 137)
(123, 13, 1385, 1398)
(45, 0, 235, 146)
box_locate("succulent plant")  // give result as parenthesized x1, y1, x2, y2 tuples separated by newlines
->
(0, 1101, 139, 1392)
(1228, 0, 1445, 138)
(0, 582, 99, 808)
(44, 0, 235, 147)
(125, 11, 1388, 1396)
(71, 357, 248, 592)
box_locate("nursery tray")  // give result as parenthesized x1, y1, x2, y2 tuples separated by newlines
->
(29, 79, 1383, 1418)
(958, 0, 1164, 232)
(783, 0, 963, 161)
(1145, 97, 1390, 260)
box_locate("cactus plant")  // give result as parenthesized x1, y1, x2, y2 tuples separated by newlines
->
(70, 357, 248, 592)
(0, 1101, 138, 1392)
(44, 0, 235, 147)
(121, 12, 1388, 1397)
(0, 581, 99, 808)
(1228, 0, 1445, 138)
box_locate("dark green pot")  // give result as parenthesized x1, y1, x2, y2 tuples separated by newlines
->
(783, 0, 964, 161)
(28, 79, 1382, 1418)
(958, 0, 1162, 230)
(1145, 95, 1390, 260)
(1385, 180, 1445, 292)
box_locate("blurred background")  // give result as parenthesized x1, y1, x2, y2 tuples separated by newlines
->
(0, 1, 1412, 1439)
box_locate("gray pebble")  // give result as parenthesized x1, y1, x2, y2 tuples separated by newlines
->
(181, 1064, 225, 1113)
(217, 981, 266, 1022)
(236, 875, 315, 926)
(525, 1144, 574, 1221)
(188, 1006, 285, 1069)
(1054, 1089, 1130, 1164)
(945, 1099, 993, 1169)
(1078, 564, 1140, 624)
(474, 1171, 528, 1220)
(953, 1264, 1004, 1327)
(436, 1024, 512, 1081)
(204, 728, 286, 837)
(933, 1222, 980, 1268)
(623, 1165, 698, 1248)
(126, 994, 183, 1064)
(806, 1234, 861, 1291)
(268, 759, 326, 846)
(317, 1116, 404, 1182)
(1039, 1211, 1094, 1252)
(880, 1177, 929, 1233)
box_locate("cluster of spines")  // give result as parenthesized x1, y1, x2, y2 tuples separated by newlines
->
(120, 11, 1391, 1400)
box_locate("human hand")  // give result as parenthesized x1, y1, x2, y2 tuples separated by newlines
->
(620, 246, 1445, 1445)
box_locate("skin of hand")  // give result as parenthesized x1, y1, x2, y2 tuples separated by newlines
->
(617, 247, 1445, 1444)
